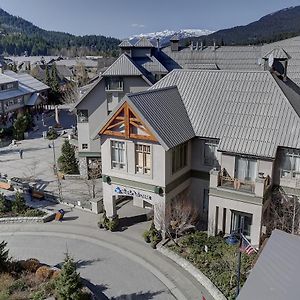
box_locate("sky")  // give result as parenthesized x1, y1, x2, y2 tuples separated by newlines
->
(0, 0, 299, 38)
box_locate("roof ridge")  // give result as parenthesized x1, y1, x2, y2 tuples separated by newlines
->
(127, 85, 178, 97)
(170, 69, 270, 74)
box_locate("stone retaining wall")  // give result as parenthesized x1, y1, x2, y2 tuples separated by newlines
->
(0, 210, 56, 224)
(157, 245, 227, 300)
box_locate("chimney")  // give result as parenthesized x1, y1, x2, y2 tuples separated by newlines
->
(196, 42, 199, 51)
(156, 38, 160, 52)
(283, 60, 288, 82)
(213, 40, 216, 51)
(170, 34, 179, 52)
(200, 41, 203, 50)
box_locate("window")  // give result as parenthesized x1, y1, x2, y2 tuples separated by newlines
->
(82, 144, 88, 149)
(172, 143, 188, 174)
(105, 77, 123, 91)
(107, 93, 113, 103)
(111, 140, 126, 170)
(235, 157, 257, 182)
(281, 149, 300, 178)
(6, 83, 14, 90)
(204, 140, 218, 166)
(231, 211, 252, 239)
(135, 144, 151, 175)
(77, 110, 88, 123)
(203, 189, 209, 212)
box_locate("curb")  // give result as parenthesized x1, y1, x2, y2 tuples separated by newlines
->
(0, 230, 187, 300)
(157, 245, 227, 300)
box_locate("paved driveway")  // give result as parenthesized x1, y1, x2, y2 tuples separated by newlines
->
(1, 232, 175, 300)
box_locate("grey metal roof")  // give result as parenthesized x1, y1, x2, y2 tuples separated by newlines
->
(237, 230, 300, 300)
(262, 47, 291, 60)
(183, 63, 219, 70)
(133, 55, 168, 74)
(119, 40, 133, 47)
(127, 86, 195, 150)
(0, 73, 17, 84)
(151, 69, 300, 158)
(102, 54, 143, 76)
(134, 37, 154, 48)
(4, 71, 49, 92)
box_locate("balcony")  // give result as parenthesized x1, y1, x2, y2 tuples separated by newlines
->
(210, 168, 271, 197)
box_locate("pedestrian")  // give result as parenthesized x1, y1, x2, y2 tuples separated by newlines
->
(19, 149, 23, 159)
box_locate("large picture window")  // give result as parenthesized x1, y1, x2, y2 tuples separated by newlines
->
(204, 140, 218, 166)
(135, 144, 151, 175)
(281, 149, 300, 178)
(172, 143, 188, 174)
(111, 141, 126, 170)
(235, 157, 257, 182)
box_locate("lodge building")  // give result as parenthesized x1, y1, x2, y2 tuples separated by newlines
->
(74, 36, 300, 246)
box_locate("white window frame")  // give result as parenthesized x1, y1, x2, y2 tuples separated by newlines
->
(135, 143, 152, 175)
(204, 140, 218, 166)
(111, 140, 126, 170)
(172, 143, 188, 174)
(281, 149, 300, 179)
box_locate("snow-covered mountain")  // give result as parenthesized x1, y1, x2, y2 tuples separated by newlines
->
(128, 29, 214, 45)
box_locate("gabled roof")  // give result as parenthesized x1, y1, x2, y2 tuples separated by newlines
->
(4, 70, 49, 92)
(97, 86, 195, 150)
(151, 69, 300, 158)
(102, 54, 143, 76)
(133, 55, 168, 74)
(262, 47, 291, 60)
(134, 37, 154, 48)
(238, 230, 300, 300)
(119, 40, 133, 47)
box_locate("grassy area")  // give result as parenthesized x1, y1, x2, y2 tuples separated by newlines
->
(168, 232, 256, 299)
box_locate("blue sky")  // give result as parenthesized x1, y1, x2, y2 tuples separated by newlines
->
(0, 0, 299, 38)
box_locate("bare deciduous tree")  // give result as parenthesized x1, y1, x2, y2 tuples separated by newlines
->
(155, 190, 199, 246)
(264, 187, 300, 235)
(61, 82, 80, 104)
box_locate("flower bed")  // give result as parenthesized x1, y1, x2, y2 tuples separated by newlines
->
(168, 232, 256, 300)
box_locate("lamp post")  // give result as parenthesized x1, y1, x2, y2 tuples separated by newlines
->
(225, 216, 245, 298)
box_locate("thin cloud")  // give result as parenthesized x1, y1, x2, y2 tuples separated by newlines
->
(131, 23, 145, 28)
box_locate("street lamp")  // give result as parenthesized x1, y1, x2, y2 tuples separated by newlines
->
(225, 216, 244, 298)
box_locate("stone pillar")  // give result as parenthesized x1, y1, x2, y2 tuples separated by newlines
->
(250, 208, 262, 247)
(217, 206, 224, 234)
(103, 183, 117, 218)
(133, 197, 144, 208)
(78, 157, 88, 178)
(255, 177, 265, 198)
(209, 169, 220, 188)
(225, 208, 231, 235)
(208, 203, 216, 236)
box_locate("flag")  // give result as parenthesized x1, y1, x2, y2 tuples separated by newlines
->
(239, 234, 257, 255)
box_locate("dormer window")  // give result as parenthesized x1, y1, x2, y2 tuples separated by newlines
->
(105, 77, 123, 91)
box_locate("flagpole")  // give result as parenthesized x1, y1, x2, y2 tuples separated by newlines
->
(236, 217, 244, 298)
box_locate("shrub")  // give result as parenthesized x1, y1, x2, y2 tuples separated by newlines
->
(108, 216, 119, 232)
(30, 290, 46, 300)
(12, 192, 27, 214)
(0, 273, 14, 292)
(0, 194, 11, 214)
(55, 253, 82, 300)
(0, 241, 9, 272)
(36, 266, 54, 281)
(22, 258, 41, 273)
(24, 209, 45, 217)
(8, 278, 28, 294)
(47, 128, 59, 140)
(142, 231, 151, 243)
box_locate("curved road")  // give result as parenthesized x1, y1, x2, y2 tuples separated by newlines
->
(0, 222, 213, 300)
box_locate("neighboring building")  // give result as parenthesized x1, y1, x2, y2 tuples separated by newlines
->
(73, 37, 166, 177)
(96, 67, 300, 247)
(0, 70, 49, 122)
(238, 230, 300, 300)
(73, 35, 300, 179)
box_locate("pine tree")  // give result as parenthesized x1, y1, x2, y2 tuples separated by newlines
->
(45, 65, 51, 86)
(12, 192, 27, 214)
(58, 140, 79, 174)
(55, 253, 82, 300)
(0, 240, 9, 272)
(51, 63, 60, 93)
